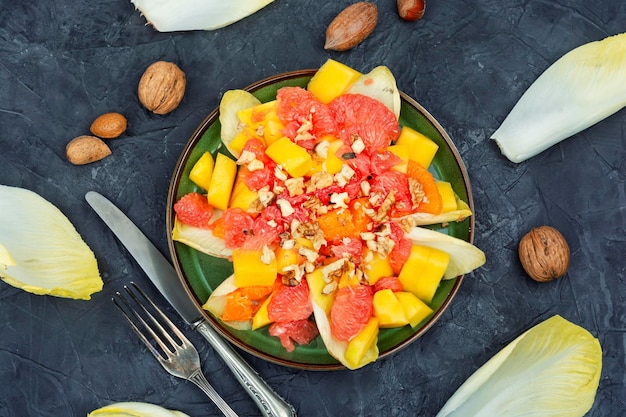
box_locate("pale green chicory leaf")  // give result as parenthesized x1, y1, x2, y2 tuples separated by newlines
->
(436, 315, 602, 417)
(88, 401, 190, 417)
(0, 185, 103, 300)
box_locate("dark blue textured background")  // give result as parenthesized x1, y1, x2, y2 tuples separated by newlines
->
(1, 1, 625, 415)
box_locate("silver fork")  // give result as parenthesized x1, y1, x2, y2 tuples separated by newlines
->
(113, 282, 239, 417)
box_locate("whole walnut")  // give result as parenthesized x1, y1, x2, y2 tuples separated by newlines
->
(518, 226, 571, 282)
(138, 61, 186, 115)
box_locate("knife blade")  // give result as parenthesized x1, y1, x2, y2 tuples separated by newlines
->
(85, 191, 297, 417)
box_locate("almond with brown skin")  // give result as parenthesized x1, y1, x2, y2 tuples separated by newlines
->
(325, 2, 378, 51)
(90, 112, 127, 139)
(397, 0, 425, 21)
(518, 226, 571, 282)
(138, 61, 186, 115)
(66, 135, 112, 165)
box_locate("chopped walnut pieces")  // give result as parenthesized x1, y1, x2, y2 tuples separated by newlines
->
(299, 246, 318, 263)
(322, 258, 348, 282)
(351, 136, 366, 154)
(315, 140, 330, 159)
(360, 180, 371, 196)
(258, 186, 276, 207)
(260, 245, 276, 265)
(371, 190, 396, 222)
(322, 280, 338, 295)
(295, 117, 315, 142)
(247, 159, 265, 172)
(330, 192, 349, 209)
(237, 150, 256, 165)
(399, 216, 417, 233)
(274, 165, 288, 181)
(293, 222, 326, 250)
(334, 164, 355, 186)
(408, 177, 425, 208)
(276, 198, 295, 217)
(307, 172, 334, 192)
(282, 264, 304, 286)
(285, 177, 305, 196)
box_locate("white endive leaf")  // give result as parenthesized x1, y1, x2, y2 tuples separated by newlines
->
(397, 197, 472, 226)
(406, 227, 485, 279)
(346, 66, 401, 118)
(436, 315, 602, 417)
(0, 185, 103, 300)
(131, 0, 275, 32)
(171, 213, 232, 259)
(202, 274, 253, 330)
(219, 90, 262, 158)
(491, 32, 626, 163)
(88, 401, 190, 417)
(311, 300, 378, 370)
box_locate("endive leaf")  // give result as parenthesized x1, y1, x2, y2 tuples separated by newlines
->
(405, 227, 485, 279)
(346, 66, 401, 119)
(436, 315, 602, 417)
(171, 213, 232, 259)
(202, 274, 252, 330)
(491, 32, 626, 163)
(0, 185, 103, 300)
(219, 89, 262, 158)
(88, 401, 190, 417)
(397, 196, 472, 226)
(131, 0, 275, 32)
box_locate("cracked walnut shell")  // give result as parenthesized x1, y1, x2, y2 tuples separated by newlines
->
(518, 226, 571, 282)
(138, 61, 186, 115)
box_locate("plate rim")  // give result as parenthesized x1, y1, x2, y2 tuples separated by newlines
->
(166, 69, 475, 371)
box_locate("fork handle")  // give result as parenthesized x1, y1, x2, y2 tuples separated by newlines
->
(195, 320, 298, 417)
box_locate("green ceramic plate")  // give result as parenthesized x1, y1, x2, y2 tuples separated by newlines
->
(166, 70, 474, 370)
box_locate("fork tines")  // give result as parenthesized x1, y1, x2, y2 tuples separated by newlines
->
(112, 282, 186, 363)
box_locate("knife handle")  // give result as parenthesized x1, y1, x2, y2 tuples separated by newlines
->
(195, 320, 298, 417)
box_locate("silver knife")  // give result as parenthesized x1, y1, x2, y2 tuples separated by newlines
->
(85, 191, 297, 417)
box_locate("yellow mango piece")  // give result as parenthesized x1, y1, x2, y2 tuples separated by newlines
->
(324, 139, 345, 175)
(263, 118, 285, 146)
(395, 291, 433, 327)
(398, 245, 450, 303)
(232, 248, 277, 287)
(229, 170, 259, 212)
(188, 151, 215, 191)
(396, 126, 439, 169)
(275, 246, 300, 273)
(252, 294, 273, 330)
(206, 153, 237, 211)
(363, 249, 394, 285)
(387, 144, 409, 174)
(228, 130, 257, 158)
(373, 289, 409, 328)
(436, 181, 458, 213)
(345, 317, 379, 369)
(237, 100, 277, 129)
(307, 268, 334, 314)
(307, 59, 361, 104)
(265, 137, 312, 178)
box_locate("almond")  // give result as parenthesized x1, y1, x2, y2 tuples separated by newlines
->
(325, 2, 378, 51)
(66, 135, 112, 165)
(90, 112, 127, 139)
(397, 0, 425, 21)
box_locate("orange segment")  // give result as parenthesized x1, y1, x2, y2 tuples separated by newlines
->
(221, 286, 273, 322)
(406, 160, 443, 215)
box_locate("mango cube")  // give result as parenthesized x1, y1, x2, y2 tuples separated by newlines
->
(265, 137, 312, 178)
(373, 289, 409, 328)
(229, 169, 259, 212)
(398, 245, 450, 303)
(237, 101, 277, 129)
(387, 144, 409, 174)
(436, 181, 458, 213)
(395, 126, 439, 169)
(232, 248, 277, 287)
(345, 317, 379, 369)
(252, 294, 273, 330)
(395, 291, 433, 327)
(307, 59, 361, 104)
(307, 268, 334, 314)
(188, 151, 215, 191)
(275, 246, 301, 273)
(324, 139, 345, 175)
(206, 153, 237, 211)
(264, 118, 285, 146)
(363, 249, 394, 285)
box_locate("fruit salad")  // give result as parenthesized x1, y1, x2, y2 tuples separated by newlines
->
(172, 59, 485, 369)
